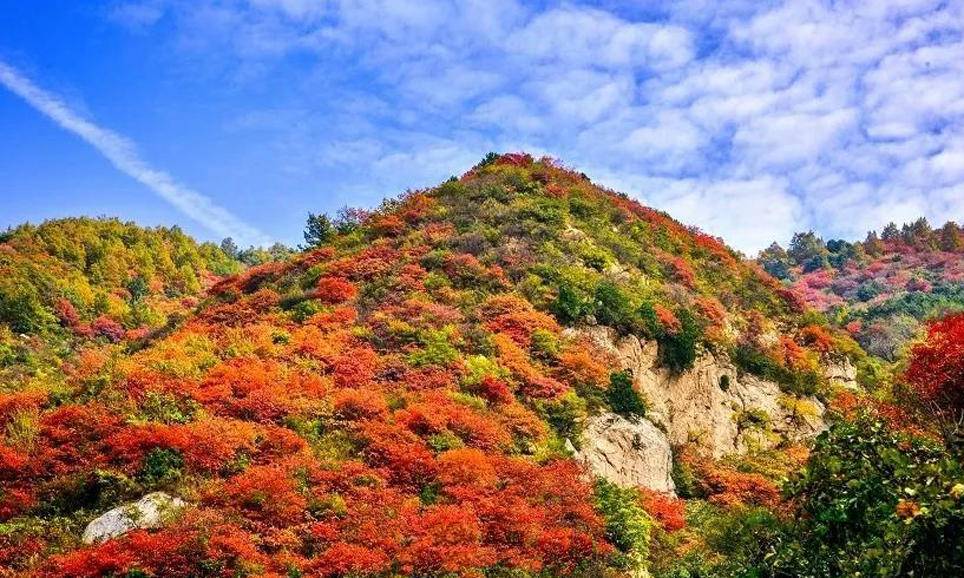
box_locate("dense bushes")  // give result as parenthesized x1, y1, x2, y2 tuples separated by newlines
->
(775, 414, 964, 576)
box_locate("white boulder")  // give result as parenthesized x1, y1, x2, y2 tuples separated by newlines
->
(82, 492, 186, 544)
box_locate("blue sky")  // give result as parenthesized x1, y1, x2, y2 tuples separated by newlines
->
(2, 1, 963, 252)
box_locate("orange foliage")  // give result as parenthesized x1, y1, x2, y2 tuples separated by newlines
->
(214, 463, 308, 526)
(654, 304, 681, 334)
(332, 388, 388, 421)
(681, 450, 780, 508)
(797, 324, 834, 354)
(492, 334, 567, 399)
(316, 276, 358, 304)
(670, 257, 696, 288)
(638, 489, 686, 532)
(558, 343, 610, 387)
(482, 295, 560, 348)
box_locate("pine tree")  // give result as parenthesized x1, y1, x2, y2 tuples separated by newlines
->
(303, 213, 335, 248)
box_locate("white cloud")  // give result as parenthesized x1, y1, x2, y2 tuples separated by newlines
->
(104, 0, 964, 253)
(0, 60, 271, 246)
(507, 6, 694, 71)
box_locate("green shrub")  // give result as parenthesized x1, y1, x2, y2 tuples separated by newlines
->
(594, 478, 654, 573)
(659, 308, 701, 373)
(732, 344, 820, 396)
(607, 370, 646, 418)
(139, 447, 184, 487)
(594, 282, 637, 334)
(407, 327, 461, 367)
(537, 390, 588, 443)
(551, 283, 593, 325)
(0, 279, 55, 334)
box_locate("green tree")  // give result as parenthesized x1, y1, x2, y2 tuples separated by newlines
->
(303, 213, 335, 248)
(607, 370, 646, 418)
(219, 237, 240, 259)
(775, 415, 964, 577)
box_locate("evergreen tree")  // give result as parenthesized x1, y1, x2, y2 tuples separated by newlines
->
(939, 221, 964, 252)
(881, 222, 900, 241)
(303, 213, 335, 248)
(219, 237, 240, 259)
(787, 231, 828, 266)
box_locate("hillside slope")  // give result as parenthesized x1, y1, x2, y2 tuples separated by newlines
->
(2, 156, 956, 577)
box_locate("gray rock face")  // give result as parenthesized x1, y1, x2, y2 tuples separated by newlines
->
(569, 326, 827, 458)
(577, 412, 676, 494)
(82, 492, 186, 544)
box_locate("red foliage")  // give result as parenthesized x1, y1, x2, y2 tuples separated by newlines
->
(312, 542, 392, 577)
(670, 257, 696, 288)
(797, 324, 834, 355)
(371, 214, 406, 237)
(474, 375, 514, 405)
(653, 304, 681, 335)
(332, 388, 388, 421)
(494, 152, 534, 167)
(316, 276, 358, 304)
(830, 390, 928, 438)
(482, 294, 560, 348)
(91, 315, 125, 342)
(397, 393, 511, 450)
(42, 515, 269, 578)
(331, 345, 380, 389)
(358, 421, 438, 490)
(905, 312, 964, 413)
(196, 358, 326, 422)
(681, 451, 780, 508)
(400, 504, 496, 574)
(638, 489, 686, 532)
(492, 334, 567, 399)
(215, 463, 307, 526)
(53, 298, 79, 327)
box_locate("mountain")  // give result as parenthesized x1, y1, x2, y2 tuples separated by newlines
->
(1, 155, 961, 577)
(759, 220, 964, 360)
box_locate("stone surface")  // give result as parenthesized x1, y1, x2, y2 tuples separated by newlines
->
(568, 326, 827, 458)
(82, 492, 186, 544)
(577, 412, 676, 494)
(824, 356, 859, 389)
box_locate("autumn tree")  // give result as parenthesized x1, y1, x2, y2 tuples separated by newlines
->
(905, 312, 964, 445)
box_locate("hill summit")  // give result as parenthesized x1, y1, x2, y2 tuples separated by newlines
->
(1, 154, 960, 577)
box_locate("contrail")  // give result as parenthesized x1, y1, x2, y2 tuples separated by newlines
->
(0, 60, 272, 247)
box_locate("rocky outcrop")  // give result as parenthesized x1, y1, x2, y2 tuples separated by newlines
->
(824, 356, 858, 389)
(82, 492, 186, 544)
(576, 412, 675, 494)
(569, 327, 826, 458)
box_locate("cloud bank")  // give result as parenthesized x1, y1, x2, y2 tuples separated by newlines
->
(106, 0, 964, 252)
(0, 60, 271, 247)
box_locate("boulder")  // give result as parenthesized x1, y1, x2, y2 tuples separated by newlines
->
(577, 412, 676, 494)
(82, 492, 186, 544)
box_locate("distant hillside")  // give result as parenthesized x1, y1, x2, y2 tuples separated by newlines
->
(0, 217, 242, 389)
(760, 220, 964, 359)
